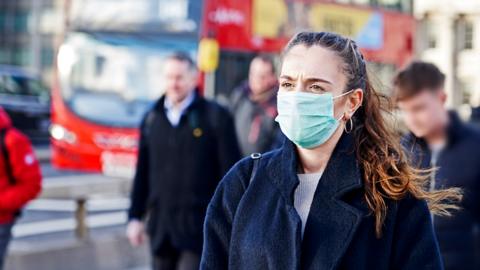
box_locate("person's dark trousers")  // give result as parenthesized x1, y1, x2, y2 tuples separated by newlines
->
(152, 250, 200, 270)
(0, 223, 13, 270)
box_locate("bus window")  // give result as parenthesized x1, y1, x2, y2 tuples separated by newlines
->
(57, 32, 197, 128)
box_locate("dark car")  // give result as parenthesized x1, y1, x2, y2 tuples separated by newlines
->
(0, 65, 50, 145)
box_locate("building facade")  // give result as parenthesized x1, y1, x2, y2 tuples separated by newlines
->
(415, 0, 480, 109)
(0, 0, 65, 85)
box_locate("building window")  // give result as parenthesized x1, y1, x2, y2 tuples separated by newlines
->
(0, 48, 11, 64)
(13, 11, 29, 33)
(425, 19, 437, 49)
(0, 12, 5, 32)
(12, 47, 30, 66)
(456, 17, 474, 50)
(459, 79, 473, 105)
(41, 47, 54, 67)
(464, 21, 474, 50)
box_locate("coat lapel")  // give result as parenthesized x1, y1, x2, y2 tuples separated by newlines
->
(266, 134, 366, 269)
(299, 134, 365, 269)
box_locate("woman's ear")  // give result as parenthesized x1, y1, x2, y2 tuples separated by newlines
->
(346, 88, 363, 118)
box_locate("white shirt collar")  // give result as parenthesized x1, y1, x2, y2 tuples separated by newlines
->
(164, 91, 196, 126)
(164, 91, 195, 111)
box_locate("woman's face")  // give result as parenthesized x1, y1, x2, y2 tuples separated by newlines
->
(279, 44, 351, 119)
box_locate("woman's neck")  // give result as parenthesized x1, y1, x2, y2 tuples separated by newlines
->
(296, 126, 344, 174)
(424, 110, 449, 147)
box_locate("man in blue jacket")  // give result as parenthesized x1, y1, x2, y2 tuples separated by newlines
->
(394, 61, 480, 270)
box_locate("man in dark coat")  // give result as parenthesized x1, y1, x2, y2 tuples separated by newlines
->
(229, 55, 283, 156)
(126, 52, 241, 270)
(394, 61, 480, 270)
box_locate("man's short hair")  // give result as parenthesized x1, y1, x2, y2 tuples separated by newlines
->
(166, 51, 197, 71)
(251, 54, 276, 74)
(393, 61, 445, 101)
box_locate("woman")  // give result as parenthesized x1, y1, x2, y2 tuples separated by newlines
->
(200, 32, 461, 269)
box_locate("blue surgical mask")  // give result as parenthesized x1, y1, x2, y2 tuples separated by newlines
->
(275, 90, 353, 149)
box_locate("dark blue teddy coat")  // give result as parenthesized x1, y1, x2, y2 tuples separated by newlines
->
(200, 133, 443, 270)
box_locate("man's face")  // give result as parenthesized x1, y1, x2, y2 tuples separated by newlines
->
(397, 90, 447, 138)
(164, 59, 197, 104)
(248, 58, 277, 95)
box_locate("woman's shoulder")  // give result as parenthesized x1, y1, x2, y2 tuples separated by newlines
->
(220, 155, 255, 191)
(387, 192, 431, 227)
(209, 149, 282, 209)
(219, 149, 282, 189)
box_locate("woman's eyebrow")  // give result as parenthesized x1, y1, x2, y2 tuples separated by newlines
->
(279, 75, 332, 85)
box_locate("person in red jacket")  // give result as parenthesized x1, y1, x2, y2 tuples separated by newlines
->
(0, 107, 42, 270)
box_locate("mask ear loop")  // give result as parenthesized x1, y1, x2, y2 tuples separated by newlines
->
(332, 89, 355, 99)
(333, 89, 354, 122)
(333, 89, 354, 121)
(334, 89, 362, 133)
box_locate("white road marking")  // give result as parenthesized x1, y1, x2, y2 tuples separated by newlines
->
(13, 211, 128, 238)
(25, 198, 130, 212)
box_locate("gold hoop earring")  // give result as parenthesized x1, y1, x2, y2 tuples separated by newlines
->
(344, 117, 353, 133)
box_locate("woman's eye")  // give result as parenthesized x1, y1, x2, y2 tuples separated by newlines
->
(309, 85, 324, 92)
(280, 82, 294, 88)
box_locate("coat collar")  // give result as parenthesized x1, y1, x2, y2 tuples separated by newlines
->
(266, 133, 365, 269)
(445, 110, 468, 147)
(267, 132, 363, 205)
(155, 89, 203, 114)
(406, 110, 468, 151)
(163, 90, 196, 113)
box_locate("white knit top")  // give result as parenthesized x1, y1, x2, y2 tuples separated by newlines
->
(295, 171, 323, 238)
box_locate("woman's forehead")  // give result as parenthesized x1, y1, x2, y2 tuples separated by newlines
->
(280, 45, 345, 83)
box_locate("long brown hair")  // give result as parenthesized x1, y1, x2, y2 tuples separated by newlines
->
(284, 31, 462, 237)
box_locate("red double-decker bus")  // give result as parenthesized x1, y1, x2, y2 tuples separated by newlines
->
(51, 0, 415, 177)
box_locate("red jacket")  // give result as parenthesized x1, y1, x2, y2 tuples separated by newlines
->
(0, 107, 42, 224)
